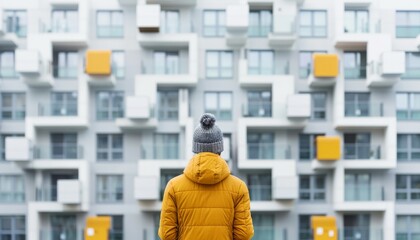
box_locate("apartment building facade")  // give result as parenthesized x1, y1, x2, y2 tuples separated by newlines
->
(0, 0, 419, 239)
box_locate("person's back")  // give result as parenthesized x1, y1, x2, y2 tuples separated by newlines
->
(159, 114, 254, 240)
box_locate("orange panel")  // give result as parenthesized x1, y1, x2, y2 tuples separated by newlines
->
(317, 136, 341, 161)
(313, 54, 339, 78)
(85, 50, 112, 75)
(311, 216, 337, 240)
(85, 216, 111, 240)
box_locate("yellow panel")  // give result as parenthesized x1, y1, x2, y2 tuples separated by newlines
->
(311, 216, 337, 240)
(317, 136, 341, 161)
(85, 50, 111, 75)
(313, 54, 339, 78)
(85, 216, 111, 240)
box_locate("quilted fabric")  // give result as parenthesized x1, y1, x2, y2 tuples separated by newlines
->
(159, 152, 254, 240)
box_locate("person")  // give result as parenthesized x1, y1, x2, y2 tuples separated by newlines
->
(158, 113, 254, 240)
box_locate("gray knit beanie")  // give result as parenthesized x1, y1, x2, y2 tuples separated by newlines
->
(192, 113, 224, 154)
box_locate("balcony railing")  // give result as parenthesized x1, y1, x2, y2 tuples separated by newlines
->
(96, 191, 123, 203)
(344, 186, 385, 201)
(242, 102, 272, 118)
(33, 144, 84, 159)
(344, 102, 384, 117)
(344, 144, 381, 160)
(39, 21, 79, 34)
(341, 227, 383, 240)
(140, 144, 180, 160)
(253, 227, 287, 240)
(97, 26, 124, 38)
(36, 186, 58, 202)
(396, 26, 420, 38)
(0, 67, 19, 78)
(401, 68, 420, 79)
(344, 66, 367, 79)
(38, 103, 78, 117)
(249, 185, 271, 201)
(40, 229, 84, 240)
(248, 25, 272, 37)
(53, 66, 78, 79)
(0, 192, 25, 203)
(247, 143, 292, 159)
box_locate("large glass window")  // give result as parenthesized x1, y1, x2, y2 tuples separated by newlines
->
(51, 9, 78, 33)
(299, 175, 326, 201)
(248, 50, 274, 75)
(161, 10, 179, 33)
(96, 91, 124, 120)
(299, 10, 327, 37)
(154, 51, 179, 75)
(96, 11, 123, 38)
(247, 132, 274, 159)
(96, 175, 123, 203)
(345, 173, 371, 201)
(344, 9, 369, 33)
(203, 10, 225, 37)
(252, 214, 274, 240)
(299, 133, 325, 161)
(246, 173, 271, 201)
(310, 93, 326, 120)
(206, 51, 233, 79)
(344, 51, 367, 79)
(0, 175, 25, 203)
(97, 134, 123, 162)
(299, 51, 326, 78)
(160, 169, 183, 200)
(248, 10, 272, 37)
(112, 51, 125, 79)
(153, 134, 179, 159)
(396, 93, 420, 120)
(53, 51, 78, 79)
(204, 92, 232, 121)
(49, 215, 77, 240)
(396, 175, 420, 201)
(3, 10, 27, 37)
(398, 134, 420, 162)
(50, 133, 78, 159)
(1, 93, 25, 120)
(396, 11, 420, 38)
(49, 92, 77, 116)
(158, 91, 179, 121)
(0, 51, 18, 79)
(344, 214, 370, 240)
(344, 133, 371, 159)
(345, 93, 370, 117)
(402, 52, 420, 79)
(246, 90, 272, 117)
(0, 216, 26, 240)
(396, 215, 420, 240)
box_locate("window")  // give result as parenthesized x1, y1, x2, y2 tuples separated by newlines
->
(3, 10, 27, 37)
(299, 51, 326, 78)
(153, 134, 179, 159)
(112, 51, 125, 79)
(98, 215, 123, 240)
(154, 51, 179, 74)
(402, 52, 420, 79)
(299, 215, 325, 240)
(310, 93, 326, 120)
(1, 93, 25, 120)
(96, 10, 123, 38)
(299, 10, 327, 37)
(0, 134, 23, 162)
(246, 90, 272, 117)
(247, 132, 274, 159)
(396, 93, 420, 120)
(50, 215, 76, 240)
(50, 133, 78, 159)
(246, 173, 271, 201)
(0, 175, 25, 203)
(158, 91, 179, 121)
(249, 10, 272, 37)
(299, 133, 325, 161)
(345, 93, 370, 117)
(160, 169, 183, 200)
(345, 173, 371, 201)
(396, 175, 420, 201)
(161, 10, 179, 33)
(96, 175, 123, 203)
(248, 50, 274, 75)
(97, 134, 123, 162)
(51, 9, 78, 33)
(344, 133, 371, 159)
(204, 92, 232, 121)
(0, 51, 18, 79)
(0, 216, 25, 240)
(53, 51, 78, 79)
(344, 51, 367, 79)
(396, 215, 420, 240)
(49, 92, 77, 116)
(398, 134, 420, 161)
(206, 51, 233, 79)
(343, 214, 370, 240)
(252, 214, 274, 240)
(396, 11, 420, 38)
(203, 10, 225, 37)
(299, 175, 326, 201)
(96, 91, 124, 120)
(344, 9, 369, 33)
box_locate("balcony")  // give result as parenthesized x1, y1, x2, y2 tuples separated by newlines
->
(308, 54, 339, 87)
(253, 227, 287, 240)
(238, 58, 291, 87)
(344, 144, 381, 160)
(137, 4, 160, 33)
(36, 181, 80, 204)
(268, 14, 297, 48)
(38, 103, 78, 117)
(226, 4, 249, 47)
(341, 228, 383, 240)
(287, 94, 311, 119)
(344, 186, 384, 202)
(53, 66, 78, 79)
(344, 66, 367, 79)
(247, 143, 292, 160)
(40, 229, 84, 240)
(15, 50, 41, 76)
(140, 144, 180, 160)
(33, 144, 84, 160)
(344, 102, 383, 117)
(242, 102, 272, 118)
(367, 51, 405, 87)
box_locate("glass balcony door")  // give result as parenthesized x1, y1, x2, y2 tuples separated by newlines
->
(50, 133, 78, 159)
(344, 133, 371, 159)
(161, 10, 179, 33)
(247, 91, 272, 117)
(345, 93, 370, 116)
(345, 173, 371, 201)
(345, 9, 369, 33)
(51, 9, 78, 33)
(247, 133, 274, 159)
(344, 214, 370, 240)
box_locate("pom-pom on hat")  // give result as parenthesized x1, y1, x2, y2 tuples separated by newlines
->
(192, 113, 224, 154)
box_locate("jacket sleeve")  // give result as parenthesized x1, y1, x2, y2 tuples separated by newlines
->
(158, 180, 178, 240)
(233, 181, 254, 240)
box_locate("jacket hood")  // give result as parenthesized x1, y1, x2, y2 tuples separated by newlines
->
(184, 152, 230, 185)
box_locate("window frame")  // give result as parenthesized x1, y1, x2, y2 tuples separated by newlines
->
(396, 11, 420, 38)
(397, 134, 420, 162)
(299, 174, 326, 202)
(299, 10, 328, 38)
(344, 9, 369, 33)
(396, 92, 420, 120)
(299, 133, 325, 161)
(0, 175, 25, 203)
(0, 51, 19, 79)
(396, 215, 420, 239)
(96, 134, 124, 162)
(202, 10, 226, 37)
(298, 51, 327, 78)
(112, 51, 125, 79)
(96, 91, 125, 121)
(396, 175, 420, 201)
(248, 10, 273, 38)
(0, 216, 26, 240)
(96, 10, 124, 38)
(204, 91, 233, 121)
(96, 175, 124, 203)
(158, 90, 179, 121)
(3, 10, 27, 37)
(205, 50, 233, 79)
(402, 52, 420, 80)
(0, 92, 26, 120)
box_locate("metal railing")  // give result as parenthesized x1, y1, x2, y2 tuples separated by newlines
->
(344, 102, 384, 117)
(344, 186, 385, 201)
(33, 144, 84, 159)
(344, 66, 367, 79)
(38, 103, 78, 116)
(247, 143, 292, 159)
(140, 144, 180, 160)
(242, 102, 272, 118)
(344, 144, 381, 160)
(248, 185, 272, 201)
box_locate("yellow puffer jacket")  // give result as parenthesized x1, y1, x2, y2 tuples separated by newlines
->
(158, 152, 254, 240)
